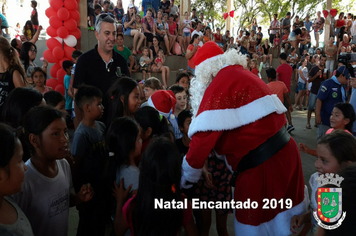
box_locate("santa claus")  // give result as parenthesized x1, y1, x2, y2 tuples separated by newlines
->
(181, 42, 308, 235)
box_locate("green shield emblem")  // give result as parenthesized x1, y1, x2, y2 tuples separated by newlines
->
(317, 188, 342, 223)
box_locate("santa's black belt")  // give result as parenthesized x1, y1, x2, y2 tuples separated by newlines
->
(230, 126, 291, 186)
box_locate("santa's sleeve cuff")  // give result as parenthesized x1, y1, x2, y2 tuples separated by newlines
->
(181, 155, 203, 188)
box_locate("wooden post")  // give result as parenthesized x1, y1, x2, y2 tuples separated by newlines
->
(226, 0, 232, 33)
(323, 0, 332, 46)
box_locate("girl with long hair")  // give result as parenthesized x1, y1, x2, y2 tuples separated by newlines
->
(19, 41, 48, 83)
(113, 137, 198, 236)
(0, 38, 27, 110)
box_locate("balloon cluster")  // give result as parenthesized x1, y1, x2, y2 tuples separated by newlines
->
(223, 11, 234, 20)
(322, 9, 338, 19)
(44, 0, 81, 95)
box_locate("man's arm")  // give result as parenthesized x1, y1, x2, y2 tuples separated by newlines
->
(308, 69, 321, 82)
(119, 56, 130, 77)
(315, 98, 322, 124)
(72, 54, 87, 95)
(284, 92, 293, 112)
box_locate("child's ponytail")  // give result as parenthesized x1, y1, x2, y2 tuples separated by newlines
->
(107, 77, 138, 124)
(134, 106, 168, 138)
(106, 117, 139, 166)
(0, 37, 26, 82)
(131, 137, 183, 236)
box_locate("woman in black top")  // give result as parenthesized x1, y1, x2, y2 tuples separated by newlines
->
(150, 36, 162, 59)
(0, 38, 27, 111)
(262, 39, 273, 68)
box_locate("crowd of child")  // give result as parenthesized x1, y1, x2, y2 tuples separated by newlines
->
(1, 1, 356, 236)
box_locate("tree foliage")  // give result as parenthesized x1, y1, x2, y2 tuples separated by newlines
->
(234, 0, 322, 31)
(189, 0, 354, 33)
(191, 0, 226, 30)
(326, 0, 356, 13)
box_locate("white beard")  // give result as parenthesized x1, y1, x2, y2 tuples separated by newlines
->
(189, 49, 248, 118)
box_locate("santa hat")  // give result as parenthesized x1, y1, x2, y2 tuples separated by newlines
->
(194, 41, 224, 67)
(147, 90, 177, 118)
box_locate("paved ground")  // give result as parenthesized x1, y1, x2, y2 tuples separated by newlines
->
(68, 109, 318, 236)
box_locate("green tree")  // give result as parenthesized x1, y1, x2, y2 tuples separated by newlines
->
(233, 0, 321, 30)
(191, 0, 355, 33)
(191, 0, 226, 30)
(324, 0, 356, 13)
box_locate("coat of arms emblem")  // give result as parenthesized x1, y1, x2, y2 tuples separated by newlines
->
(313, 173, 346, 230)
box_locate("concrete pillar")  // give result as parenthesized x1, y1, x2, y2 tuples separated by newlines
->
(180, 0, 190, 20)
(78, 0, 89, 51)
(226, 0, 232, 33)
(324, 0, 332, 46)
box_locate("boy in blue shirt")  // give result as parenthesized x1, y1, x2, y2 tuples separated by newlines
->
(316, 65, 350, 139)
(62, 60, 73, 125)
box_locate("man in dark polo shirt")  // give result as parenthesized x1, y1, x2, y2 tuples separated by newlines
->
(315, 65, 350, 139)
(306, 55, 326, 129)
(73, 13, 129, 125)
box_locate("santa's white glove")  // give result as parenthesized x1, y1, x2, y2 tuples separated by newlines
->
(180, 175, 193, 189)
(181, 156, 203, 189)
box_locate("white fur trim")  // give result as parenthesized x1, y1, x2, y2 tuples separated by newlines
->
(196, 54, 222, 68)
(190, 49, 248, 118)
(147, 96, 170, 118)
(180, 155, 202, 188)
(188, 95, 287, 138)
(234, 185, 309, 236)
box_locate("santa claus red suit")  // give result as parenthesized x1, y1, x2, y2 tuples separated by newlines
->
(181, 42, 308, 235)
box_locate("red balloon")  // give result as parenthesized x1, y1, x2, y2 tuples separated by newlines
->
(46, 78, 61, 89)
(223, 12, 228, 20)
(323, 10, 329, 19)
(49, 16, 63, 29)
(53, 46, 65, 60)
(64, 19, 77, 31)
(57, 26, 69, 39)
(59, 57, 71, 69)
(229, 11, 234, 18)
(46, 38, 62, 51)
(50, 0, 64, 10)
(46, 26, 57, 37)
(70, 28, 81, 39)
(70, 10, 80, 22)
(56, 69, 67, 84)
(45, 7, 56, 18)
(43, 49, 58, 63)
(57, 8, 70, 21)
(55, 84, 65, 95)
(330, 9, 338, 18)
(64, 46, 75, 60)
(64, 0, 77, 11)
(50, 63, 61, 78)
